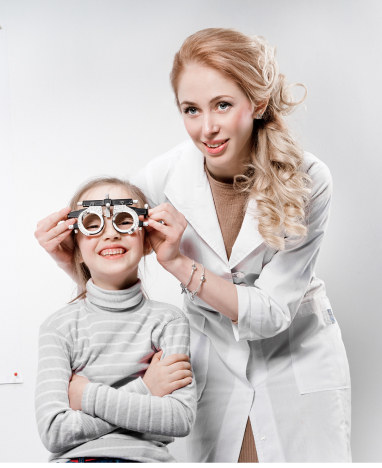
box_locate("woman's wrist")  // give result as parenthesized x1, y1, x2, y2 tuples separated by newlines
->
(160, 254, 190, 279)
(57, 260, 79, 283)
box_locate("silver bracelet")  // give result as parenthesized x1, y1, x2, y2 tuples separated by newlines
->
(180, 260, 197, 294)
(188, 263, 206, 302)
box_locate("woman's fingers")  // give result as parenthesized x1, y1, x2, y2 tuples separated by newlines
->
(36, 207, 72, 232)
(44, 228, 74, 254)
(149, 203, 187, 228)
(38, 218, 75, 246)
(35, 207, 73, 245)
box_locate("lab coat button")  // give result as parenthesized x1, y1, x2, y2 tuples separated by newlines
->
(261, 436, 266, 441)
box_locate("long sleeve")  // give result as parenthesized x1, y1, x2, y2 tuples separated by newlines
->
(81, 316, 197, 437)
(233, 158, 333, 341)
(35, 324, 120, 453)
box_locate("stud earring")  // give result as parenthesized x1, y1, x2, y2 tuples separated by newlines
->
(255, 113, 263, 120)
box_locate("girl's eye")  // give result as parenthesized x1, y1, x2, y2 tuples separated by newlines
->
(217, 101, 231, 111)
(183, 106, 199, 115)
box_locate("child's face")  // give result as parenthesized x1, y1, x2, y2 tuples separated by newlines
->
(76, 184, 148, 291)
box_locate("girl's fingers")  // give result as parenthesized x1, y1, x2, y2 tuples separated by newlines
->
(168, 361, 192, 373)
(169, 370, 193, 382)
(169, 377, 193, 393)
(161, 353, 190, 366)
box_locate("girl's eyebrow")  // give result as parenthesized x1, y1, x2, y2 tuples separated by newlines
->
(180, 95, 234, 107)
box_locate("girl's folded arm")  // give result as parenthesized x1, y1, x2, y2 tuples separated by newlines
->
(81, 316, 197, 437)
(35, 324, 118, 453)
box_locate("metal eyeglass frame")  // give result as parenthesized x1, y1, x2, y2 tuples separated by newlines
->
(67, 194, 149, 236)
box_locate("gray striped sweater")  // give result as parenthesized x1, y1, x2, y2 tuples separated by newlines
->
(35, 279, 196, 463)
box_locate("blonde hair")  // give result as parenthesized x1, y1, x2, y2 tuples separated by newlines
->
(69, 176, 149, 301)
(170, 28, 312, 250)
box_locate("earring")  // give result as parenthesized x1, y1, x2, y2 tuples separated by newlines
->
(255, 113, 263, 120)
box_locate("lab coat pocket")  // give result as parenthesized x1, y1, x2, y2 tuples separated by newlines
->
(188, 314, 210, 401)
(289, 297, 351, 395)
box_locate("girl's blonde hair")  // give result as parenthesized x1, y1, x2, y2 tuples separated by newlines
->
(69, 176, 149, 301)
(170, 28, 311, 250)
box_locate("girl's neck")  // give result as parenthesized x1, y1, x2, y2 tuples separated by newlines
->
(91, 272, 139, 291)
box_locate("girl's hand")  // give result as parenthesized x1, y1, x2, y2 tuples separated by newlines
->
(68, 374, 90, 411)
(145, 203, 187, 268)
(34, 207, 77, 275)
(142, 350, 193, 397)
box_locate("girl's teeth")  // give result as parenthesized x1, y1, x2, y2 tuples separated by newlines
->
(101, 248, 125, 256)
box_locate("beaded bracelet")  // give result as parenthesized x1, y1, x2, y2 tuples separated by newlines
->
(180, 260, 206, 301)
(180, 260, 197, 294)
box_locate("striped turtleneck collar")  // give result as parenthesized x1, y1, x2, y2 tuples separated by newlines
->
(85, 279, 144, 313)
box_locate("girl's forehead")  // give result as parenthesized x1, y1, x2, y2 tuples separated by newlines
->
(82, 184, 131, 201)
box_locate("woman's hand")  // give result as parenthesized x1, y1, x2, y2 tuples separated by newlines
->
(34, 207, 78, 280)
(145, 203, 187, 268)
(68, 374, 90, 411)
(142, 350, 193, 397)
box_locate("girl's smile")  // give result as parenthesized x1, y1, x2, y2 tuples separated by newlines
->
(76, 184, 149, 290)
(98, 245, 127, 259)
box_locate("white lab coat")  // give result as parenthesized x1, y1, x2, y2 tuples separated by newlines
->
(133, 140, 351, 463)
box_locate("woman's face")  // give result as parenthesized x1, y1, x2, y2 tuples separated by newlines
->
(177, 63, 256, 181)
(76, 184, 147, 291)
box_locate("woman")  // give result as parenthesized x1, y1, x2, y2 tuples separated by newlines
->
(35, 28, 351, 463)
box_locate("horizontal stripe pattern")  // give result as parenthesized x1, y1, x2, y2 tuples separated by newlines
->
(35, 280, 196, 463)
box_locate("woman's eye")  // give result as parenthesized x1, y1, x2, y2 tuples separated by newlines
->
(217, 101, 231, 111)
(184, 106, 199, 115)
(120, 220, 133, 225)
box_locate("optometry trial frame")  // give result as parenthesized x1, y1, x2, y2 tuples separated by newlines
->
(67, 194, 149, 236)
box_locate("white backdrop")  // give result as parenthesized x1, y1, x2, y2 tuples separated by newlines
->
(0, 0, 381, 462)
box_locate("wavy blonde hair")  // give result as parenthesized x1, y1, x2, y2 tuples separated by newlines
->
(170, 28, 312, 250)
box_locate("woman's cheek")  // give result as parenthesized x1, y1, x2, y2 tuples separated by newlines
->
(183, 118, 199, 140)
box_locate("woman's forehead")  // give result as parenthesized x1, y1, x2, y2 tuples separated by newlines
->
(81, 184, 131, 201)
(178, 63, 245, 102)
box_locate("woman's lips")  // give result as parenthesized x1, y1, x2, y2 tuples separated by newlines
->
(202, 139, 229, 155)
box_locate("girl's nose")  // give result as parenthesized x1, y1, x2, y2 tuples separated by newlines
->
(102, 218, 121, 240)
(202, 113, 220, 137)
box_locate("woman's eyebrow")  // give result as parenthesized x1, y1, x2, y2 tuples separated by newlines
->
(180, 95, 234, 107)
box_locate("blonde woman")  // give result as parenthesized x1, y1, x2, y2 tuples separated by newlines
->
(35, 28, 351, 463)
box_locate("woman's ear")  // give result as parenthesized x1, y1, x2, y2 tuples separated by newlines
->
(252, 97, 269, 119)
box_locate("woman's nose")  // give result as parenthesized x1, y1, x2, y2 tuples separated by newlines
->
(202, 113, 219, 137)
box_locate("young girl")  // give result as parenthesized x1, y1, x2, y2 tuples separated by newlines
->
(35, 176, 196, 463)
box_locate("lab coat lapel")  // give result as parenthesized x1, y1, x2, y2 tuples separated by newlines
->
(164, 145, 228, 263)
(229, 197, 264, 269)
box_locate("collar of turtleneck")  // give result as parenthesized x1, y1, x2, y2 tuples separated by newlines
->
(85, 278, 144, 313)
